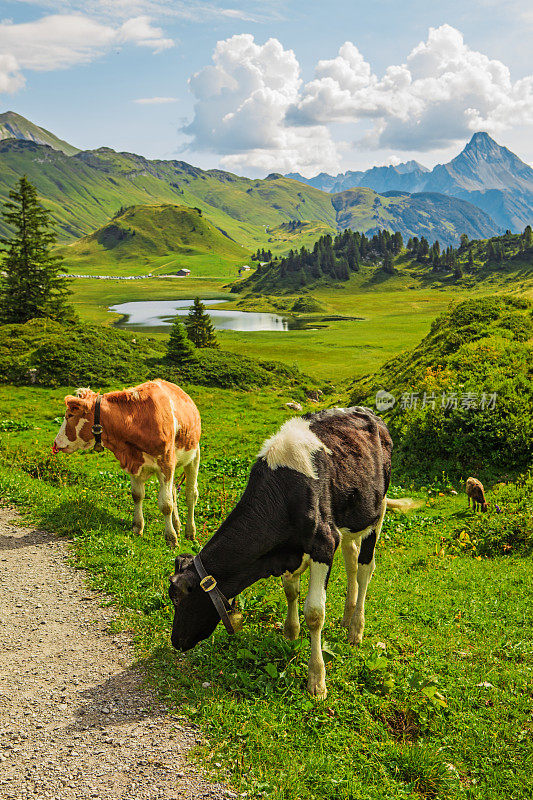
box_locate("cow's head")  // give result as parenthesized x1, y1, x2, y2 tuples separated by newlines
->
(52, 390, 97, 455)
(169, 554, 220, 651)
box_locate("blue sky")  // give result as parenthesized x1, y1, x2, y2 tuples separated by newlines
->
(1, 0, 532, 176)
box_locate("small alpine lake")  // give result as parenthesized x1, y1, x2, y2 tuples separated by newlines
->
(110, 298, 290, 332)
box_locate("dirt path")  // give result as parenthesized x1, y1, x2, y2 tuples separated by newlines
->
(0, 508, 233, 800)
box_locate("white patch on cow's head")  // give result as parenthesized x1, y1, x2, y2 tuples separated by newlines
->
(257, 417, 331, 480)
(75, 387, 93, 399)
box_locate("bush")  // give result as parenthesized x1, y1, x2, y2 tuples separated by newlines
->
(155, 348, 308, 391)
(350, 296, 533, 478)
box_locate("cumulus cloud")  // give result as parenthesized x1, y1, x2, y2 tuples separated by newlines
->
(184, 34, 340, 175)
(185, 26, 533, 173)
(134, 95, 178, 104)
(293, 25, 533, 151)
(0, 13, 172, 74)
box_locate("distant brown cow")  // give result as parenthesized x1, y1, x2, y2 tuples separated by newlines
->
(52, 380, 201, 547)
(466, 477, 488, 512)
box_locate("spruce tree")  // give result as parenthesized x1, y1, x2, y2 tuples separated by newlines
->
(184, 297, 219, 348)
(167, 319, 196, 364)
(0, 176, 73, 324)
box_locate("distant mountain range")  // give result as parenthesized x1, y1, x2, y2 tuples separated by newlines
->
(0, 113, 506, 249)
(286, 133, 533, 231)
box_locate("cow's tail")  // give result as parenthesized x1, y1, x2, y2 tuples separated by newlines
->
(385, 497, 420, 513)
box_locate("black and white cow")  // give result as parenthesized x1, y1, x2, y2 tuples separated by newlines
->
(169, 407, 395, 699)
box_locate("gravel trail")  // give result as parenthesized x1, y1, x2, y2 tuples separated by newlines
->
(0, 508, 232, 800)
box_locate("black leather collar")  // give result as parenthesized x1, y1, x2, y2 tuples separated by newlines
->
(193, 554, 238, 636)
(91, 395, 104, 452)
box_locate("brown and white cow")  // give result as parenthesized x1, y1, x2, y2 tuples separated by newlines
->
(52, 380, 201, 547)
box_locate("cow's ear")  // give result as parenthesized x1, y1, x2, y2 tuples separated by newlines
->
(174, 553, 194, 573)
(170, 554, 197, 597)
(64, 395, 86, 413)
(169, 571, 197, 598)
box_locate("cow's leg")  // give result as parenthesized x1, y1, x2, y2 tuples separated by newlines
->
(348, 499, 386, 647)
(130, 475, 146, 536)
(157, 471, 178, 548)
(282, 573, 301, 641)
(183, 446, 200, 541)
(341, 537, 359, 627)
(304, 560, 330, 700)
(171, 484, 181, 538)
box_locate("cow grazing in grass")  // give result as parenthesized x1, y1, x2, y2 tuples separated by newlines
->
(466, 477, 488, 512)
(169, 407, 399, 699)
(52, 380, 201, 546)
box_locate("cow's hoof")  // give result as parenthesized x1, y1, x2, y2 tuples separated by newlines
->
(165, 534, 178, 549)
(184, 527, 197, 542)
(347, 629, 364, 646)
(132, 525, 144, 537)
(283, 621, 300, 641)
(307, 679, 327, 700)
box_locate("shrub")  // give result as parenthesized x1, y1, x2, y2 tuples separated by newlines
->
(453, 473, 533, 556)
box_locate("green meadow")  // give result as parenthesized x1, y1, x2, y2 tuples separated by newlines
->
(69, 273, 485, 381)
(2, 226, 533, 799)
(1, 384, 532, 800)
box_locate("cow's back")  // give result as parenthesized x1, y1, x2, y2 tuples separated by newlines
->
(308, 407, 392, 532)
(104, 380, 201, 456)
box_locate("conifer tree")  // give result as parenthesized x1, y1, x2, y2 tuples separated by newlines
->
(0, 176, 73, 324)
(166, 319, 196, 363)
(184, 297, 219, 348)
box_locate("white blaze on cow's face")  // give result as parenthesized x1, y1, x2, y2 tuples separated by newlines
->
(53, 397, 94, 454)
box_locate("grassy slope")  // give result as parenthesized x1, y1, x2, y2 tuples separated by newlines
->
(0, 385, 532, 800)
(0, 142, 500, 255)
(62, 204, 249, 277)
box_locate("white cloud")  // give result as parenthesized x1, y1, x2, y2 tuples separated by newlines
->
(293, 25, 533, 152)
(134, 95, 178, 104)
(0, 54, 24, 94)
(185, 26, 533, 174)
(0, 13, 172, 73)
(184, 34, 340, 175)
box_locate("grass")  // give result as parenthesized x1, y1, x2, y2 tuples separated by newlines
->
(1, 384, 533, 799)
(69, 275, 477, 381)
(61, 204, 249, 278)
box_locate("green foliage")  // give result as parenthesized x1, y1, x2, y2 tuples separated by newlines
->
(166, 319, 196, 364)
(291, 295, 325, 313)
(0, 176, 74, 323)
(184, 297, 219, 348)
(0, 317, 311, 391)
(452, 473, 533, 557)
(0, 318, 160, 386)
(351, 295, 533, 477)
(159, 348, 308, 391)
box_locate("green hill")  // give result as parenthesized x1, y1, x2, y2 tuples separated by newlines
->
(349, 295, 533, 477)
(0, 136, 501, 254)
(237, 227, 533, 295)
(0, 111, 79, 156)
(62, 204, 248, 276)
